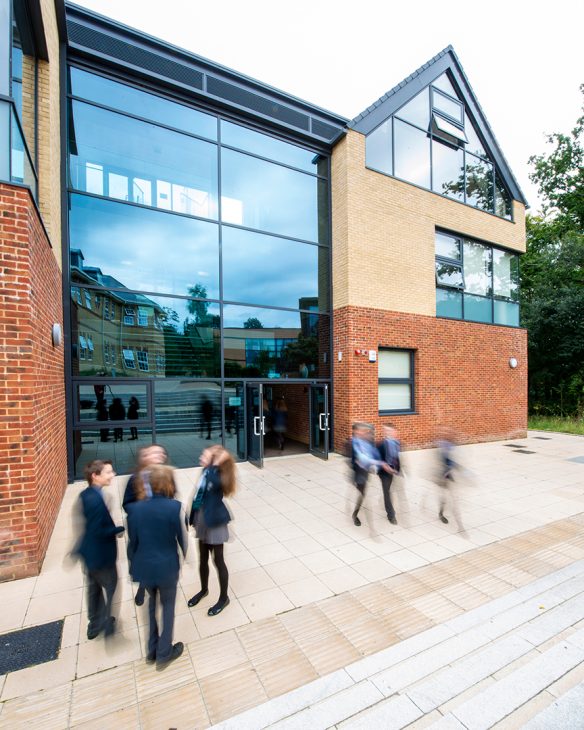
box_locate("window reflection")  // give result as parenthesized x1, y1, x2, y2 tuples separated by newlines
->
(394, 90, 429, 129)
(393, 120, 430, 189)
(222, 227, 328, 310)
(463, 241, 492, 296)
(493, 249, 519, 301)
(436, 288, 462, 319)
(69, 100, 218, 218)
(223, 305, 330, 379)
(465, 153, 494, 210)
(366, 118, 392, 175)
(69, 194, 219, 299)
(464, 294, 492, 323)
(71, 287, 220, 378)
(69, 67, 217, 140)
(432, 141, 464, 201)
(221, 148, 327, 243)
(221, 120, 319, 173)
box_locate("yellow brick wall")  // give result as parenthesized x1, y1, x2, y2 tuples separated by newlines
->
(36, 0, 62, 268)
(332, 130, 526, 314)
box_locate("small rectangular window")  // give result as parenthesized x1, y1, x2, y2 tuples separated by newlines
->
(136, 350, 149, 371)
(431, 88, 464, 124)
(378, 349, 415, 414)
(432, 114, 468, 144)
(123, 348, 136, 369)
(435, 261, 464, 288)
(124, 306, 135, 326)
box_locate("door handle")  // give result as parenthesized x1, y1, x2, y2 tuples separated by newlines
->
(253, 416, 261, 436)
(261, 416, 266, 435)
(325, 413, 330, 430)
(319, 413, 326, 431)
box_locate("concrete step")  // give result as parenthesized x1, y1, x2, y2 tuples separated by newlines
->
(208, 559, 584, 730)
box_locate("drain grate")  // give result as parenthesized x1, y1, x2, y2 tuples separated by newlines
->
(513, 449, 536, 454)
(504, 444, 525, 448)
(0, 620, 63, 674)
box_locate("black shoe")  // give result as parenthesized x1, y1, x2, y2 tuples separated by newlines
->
(352, 512, 361, 527)
(439, 513, 449, 524)
(187, 589, 209, 608)
(135, 586, 145, 606)
(146, 650, 156, 664)
(208, 597, 230, 616)
(389, 516, 397, 525)
(87, 628, 100, 640)
(156, 642, 183, 669)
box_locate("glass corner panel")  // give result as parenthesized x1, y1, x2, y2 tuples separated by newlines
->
(495, 174, 513, 220)
(494, 300, 519, 327)
(436, 288, 462, 318)
(366, 118, 392, 175)
(0, 99, 9, 179)
(463, 293, 492, 323)
(393, 119, 430, 189)
(432, 140, 464, 201)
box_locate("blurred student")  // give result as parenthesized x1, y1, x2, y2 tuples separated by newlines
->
(187, 446, 236, 616)
(128, 396, 140, 440)
(75, 460, 124, 640)
(127, 464, 188, 668)
(436, 425, 464, 531)
(377, 424, 401, 525)
(122, 444, 168, 606)
(349, 423, 390, 526)
(272, 397, 288, 451)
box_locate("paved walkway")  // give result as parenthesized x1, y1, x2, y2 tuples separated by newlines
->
(0, 431, 583, 728)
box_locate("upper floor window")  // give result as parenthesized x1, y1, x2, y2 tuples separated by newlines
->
(435, 230, 520, 326)
(365, 73, 513, 220)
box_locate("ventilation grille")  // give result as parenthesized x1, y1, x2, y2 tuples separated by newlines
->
(311, 119, 340, 141)
(67, 21, 204, 90)
(207, 75, 310, 131)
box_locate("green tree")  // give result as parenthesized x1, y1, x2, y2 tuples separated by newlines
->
(243, 317, 263, 329)
(187, 283, 209, 324)
(521, 86, 584, 416)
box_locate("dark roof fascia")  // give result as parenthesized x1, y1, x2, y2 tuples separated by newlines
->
(349, 46, 527, 206)
(64, 2, 347, 147)
(17, 0, 48, 60)
(54, 0, 68, 43)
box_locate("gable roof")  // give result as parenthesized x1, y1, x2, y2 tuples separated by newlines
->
(349, 46, 527, 206)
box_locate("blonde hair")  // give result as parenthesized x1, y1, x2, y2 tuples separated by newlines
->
(148, 464, 177, 498)
(207, 445, 237, 497)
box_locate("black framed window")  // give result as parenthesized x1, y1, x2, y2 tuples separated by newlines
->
(435, 230, 520, 326)
(378, 349, 415, 414)
(364, 72, 514, 221)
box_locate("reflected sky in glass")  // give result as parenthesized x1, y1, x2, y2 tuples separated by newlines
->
(69, 194, 219, 299)
(70, 67, 218, 140)
(222, 227, 325, 310)
(221, 148, 323, 242)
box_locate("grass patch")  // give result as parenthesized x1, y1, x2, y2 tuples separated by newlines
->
(529, 415, 584, 436)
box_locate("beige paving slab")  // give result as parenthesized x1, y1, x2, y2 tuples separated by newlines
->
(229, 566, 277, 598)
(139, 681, 209, 730)
(69, 664, 136, 726)
(255, 647, 319, 698)
(72, 703, 139, 729)
(134, 650, 195, 702)
(0, 681, 71, 730)
(239, 586, 295, 621)
(280, 574, 333, 607)
(264, 557, 313, 584)
(1, 646, 77, 701)
(199, 662, 268, 725)
(76, 627, 143, 678)
(237, 617, 296, 665)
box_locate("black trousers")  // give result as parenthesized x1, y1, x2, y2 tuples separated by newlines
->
(379, 472, 396, 520)
(353, 467, 368, 515)
(146, 581, 178, 661)
(87, 564, 117, 634)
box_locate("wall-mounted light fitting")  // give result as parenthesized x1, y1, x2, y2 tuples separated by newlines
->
(52, 323, 62, 347)
(509, 357, 518, 369)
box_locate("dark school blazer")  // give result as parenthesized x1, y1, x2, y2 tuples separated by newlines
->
(76, 486, 124, 571)
(188, 466, 231, 529)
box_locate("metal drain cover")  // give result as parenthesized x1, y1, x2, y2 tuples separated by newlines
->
(0, 620, 63, 674)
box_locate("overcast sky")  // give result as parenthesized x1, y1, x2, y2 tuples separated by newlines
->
(73, 0, 583, 214)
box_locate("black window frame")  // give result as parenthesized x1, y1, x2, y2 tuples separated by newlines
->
(435, 229, 520, 327)
(378, 347, 416, 415)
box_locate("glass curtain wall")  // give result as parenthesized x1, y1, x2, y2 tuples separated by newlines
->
(66, 66, 331, 473)
(365, 72, 513, 220)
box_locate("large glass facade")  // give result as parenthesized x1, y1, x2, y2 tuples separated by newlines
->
(365, 72, 513, 220)
(66, 66, 331, 472)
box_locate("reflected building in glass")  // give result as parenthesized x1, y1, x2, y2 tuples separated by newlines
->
(0, 0, 530, 569)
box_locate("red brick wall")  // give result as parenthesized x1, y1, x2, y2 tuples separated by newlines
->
(0, 184, 67, 580)
(333, 305, 527, 451)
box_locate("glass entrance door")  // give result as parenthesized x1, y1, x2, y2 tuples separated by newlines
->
(246, 383, 264, 468)
(309, 384, 329, 459)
